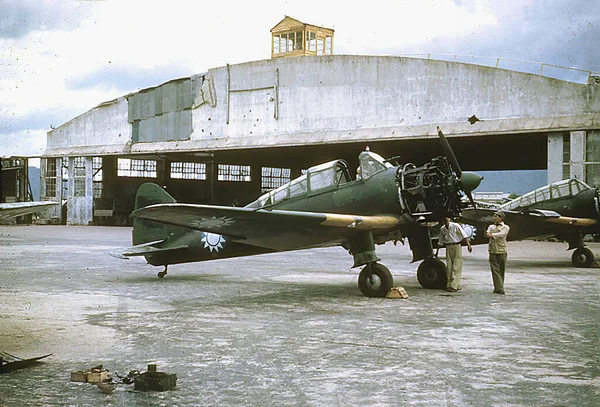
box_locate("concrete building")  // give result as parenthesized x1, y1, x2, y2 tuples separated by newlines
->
(40, 18, 600, 225)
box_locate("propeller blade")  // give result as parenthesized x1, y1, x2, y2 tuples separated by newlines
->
(437, 126, 462, 178)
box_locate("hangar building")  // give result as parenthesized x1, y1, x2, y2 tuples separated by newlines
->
(38, 16, 600, 225)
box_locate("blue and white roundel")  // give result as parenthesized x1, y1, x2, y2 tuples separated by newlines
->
(200, 232, 226, 252)
(460, 223, 478, 240)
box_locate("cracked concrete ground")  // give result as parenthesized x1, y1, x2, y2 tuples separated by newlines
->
(0, 225, 599, 406)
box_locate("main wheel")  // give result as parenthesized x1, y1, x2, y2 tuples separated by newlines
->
(417, 258, 447, 289)
(358, 263, 394, 297)
(572, 247, 594, 267)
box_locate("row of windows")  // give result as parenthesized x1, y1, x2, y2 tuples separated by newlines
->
(272, 31, 332, 55)
(44, 158, 292, 198)
(116, 160, 290, 190)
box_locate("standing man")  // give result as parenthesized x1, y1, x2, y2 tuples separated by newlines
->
(485, 210, 510, 294)
(438, 215, 472, 292)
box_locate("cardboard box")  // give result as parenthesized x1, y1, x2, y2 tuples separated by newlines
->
(70, 371, 87, 382)
(86, 371, 110, 383)
(70, 369, 110, 383)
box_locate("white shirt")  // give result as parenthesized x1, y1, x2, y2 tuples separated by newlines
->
(438, 221, 468, 245)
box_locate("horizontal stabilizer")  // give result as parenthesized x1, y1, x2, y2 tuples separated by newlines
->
(110, 240, 189, 259)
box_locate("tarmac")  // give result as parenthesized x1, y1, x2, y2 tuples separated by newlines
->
(0, 225, 599, 406)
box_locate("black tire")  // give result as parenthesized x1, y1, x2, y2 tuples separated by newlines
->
(358, 263, 394, 297)
(417, 258, 447, 289)
(572, 247, 594, 268)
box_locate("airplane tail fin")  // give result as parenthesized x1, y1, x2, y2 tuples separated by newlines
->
(134, 182, 176, 210)
(132, 183, 178, 245)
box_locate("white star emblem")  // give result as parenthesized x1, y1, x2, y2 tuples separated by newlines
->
(201, 232, 226, 252)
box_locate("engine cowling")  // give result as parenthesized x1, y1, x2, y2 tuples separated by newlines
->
(397, 156, 463, 222)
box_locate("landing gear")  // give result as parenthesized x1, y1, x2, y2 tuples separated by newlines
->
(417, 257, 447, 289)
(572, 247, 595, 267)
(158, 266, 168, 278)
(358, 263, 394, 298)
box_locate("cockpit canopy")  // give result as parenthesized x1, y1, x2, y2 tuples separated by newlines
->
(501, 178, 592, 211)
(245, 159, 353, 208)
(357, 150, 393, 179)
(245, 149, 394, 209)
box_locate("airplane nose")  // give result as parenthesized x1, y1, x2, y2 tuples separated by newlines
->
(460, 171, 483, 194)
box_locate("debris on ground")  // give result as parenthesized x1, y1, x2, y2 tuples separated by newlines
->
(134, 364, 177, 392)
(70, 365, 111, 383)
(0, 351, 53, 373)
(386, 286, 409, 299)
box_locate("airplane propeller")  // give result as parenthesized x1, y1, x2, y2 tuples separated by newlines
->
(436, 126, 482, 206)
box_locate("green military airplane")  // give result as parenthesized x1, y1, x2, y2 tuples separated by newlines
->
(460, 178, 600, 267)
(114, 127, 482, 297)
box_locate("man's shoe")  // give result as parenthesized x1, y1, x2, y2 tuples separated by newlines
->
(445, 287, 458, 292)
(493, 290, 505, 295)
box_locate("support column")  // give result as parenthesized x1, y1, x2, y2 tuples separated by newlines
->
(547, 132, 563, 184)
(570, 131, 586, 181)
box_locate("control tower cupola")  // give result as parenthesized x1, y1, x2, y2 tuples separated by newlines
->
(271, 16, 334, 58)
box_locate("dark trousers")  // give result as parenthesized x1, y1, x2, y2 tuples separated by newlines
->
(489, 253, 507, 292)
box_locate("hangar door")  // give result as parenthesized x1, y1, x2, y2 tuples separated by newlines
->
(66, 157, 93, 225)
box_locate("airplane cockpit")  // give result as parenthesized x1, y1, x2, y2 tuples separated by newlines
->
(501, 178, 593, 211)
(358, 149, 394, 179)
(245, 159, 353, 209)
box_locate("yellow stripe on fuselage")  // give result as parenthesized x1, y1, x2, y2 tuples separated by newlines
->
(545, 216, 598, 226)
(321, 214, 400, 230)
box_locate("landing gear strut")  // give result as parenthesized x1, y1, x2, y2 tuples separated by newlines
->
(417, 257, 447, 289)
(158, 266, 168, 278)
(358, 263, 394, 297)
(572, 247, 595, 267)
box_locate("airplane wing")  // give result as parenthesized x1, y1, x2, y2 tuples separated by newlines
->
(132, 203, 402, 251)
(460, 207, 598, 243)
(0, 201, 58, 221)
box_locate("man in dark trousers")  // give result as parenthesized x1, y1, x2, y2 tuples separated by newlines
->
(485, 210, 510, 294)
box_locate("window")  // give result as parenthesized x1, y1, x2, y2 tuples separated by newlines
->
(306, 31, 317, 51)
(218, 164, 251, 182)
(61, 158, 69, 196)
(317, 38, 324, 55)
(586, 131, 600, 162)
(44, 158, 57, 198)
(293, 31, 303, 50)
(563, 132, 570, 179)
(289, 175, 308, 198)
(325, 36, 332, 55)
(359, 151, 390, 179)
(170, 162, 206, 180)
(273, 31, 304, 55)
(93, 157, 103, 199)
(586, 164, 600, 187)
(73, 157, 86, 197)
(117, 158, 157, 178)
(585, 131, 600, 186)
(261, 167, 291, 192)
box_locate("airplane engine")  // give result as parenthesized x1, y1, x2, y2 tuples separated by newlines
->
(397, 156, 463, 222)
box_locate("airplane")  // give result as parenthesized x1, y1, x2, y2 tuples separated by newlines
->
(0, 201, 58, 222)
(113, 127, 483, 297)
(459, 178, 600, 267)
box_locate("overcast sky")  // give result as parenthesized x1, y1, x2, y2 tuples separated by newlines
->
(1, 0, 598, 158)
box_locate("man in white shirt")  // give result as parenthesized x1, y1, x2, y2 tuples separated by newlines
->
(438, 216, 472, 292)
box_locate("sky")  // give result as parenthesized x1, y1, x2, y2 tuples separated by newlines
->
(1, 0, 599, 161)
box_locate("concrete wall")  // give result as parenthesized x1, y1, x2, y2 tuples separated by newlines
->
(45, 96, 131, 156)
(46, 55, 599, 156)
(180, 55, 600, 150)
